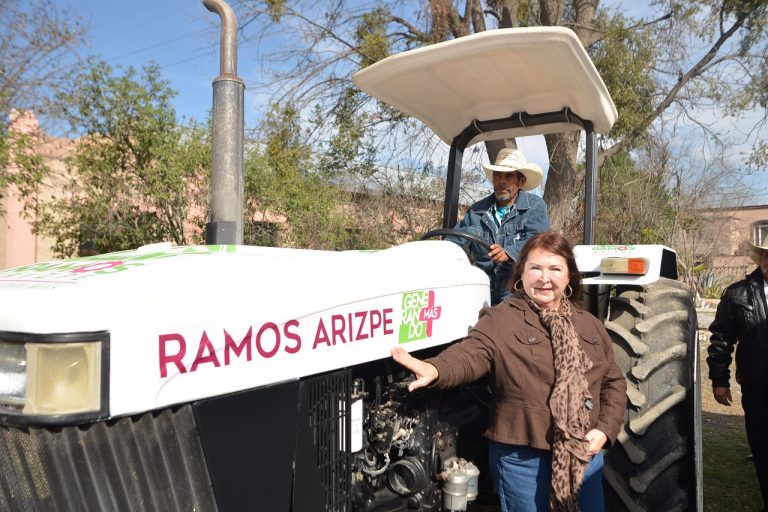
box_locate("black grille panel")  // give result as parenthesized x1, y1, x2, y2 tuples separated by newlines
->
(0, 406, 217, 512)
(307, 372, 351, 511)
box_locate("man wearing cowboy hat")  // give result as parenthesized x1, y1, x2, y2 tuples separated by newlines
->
(708, 235, 768, 510)
(450, 148, 549, 305)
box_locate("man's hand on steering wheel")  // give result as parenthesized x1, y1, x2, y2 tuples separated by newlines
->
(420, 228, 491, 253)
(488, 244, 510, 264)
(421, 229, 511, 265)
(420, 229, 512, 265)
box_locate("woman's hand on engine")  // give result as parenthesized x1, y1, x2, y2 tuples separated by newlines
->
(391, 346, 439, 392)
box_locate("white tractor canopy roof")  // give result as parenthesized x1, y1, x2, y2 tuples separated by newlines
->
(353, 27, 617, 146)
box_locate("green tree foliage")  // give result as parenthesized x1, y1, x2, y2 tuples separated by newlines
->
(590, 14, 656, 141)
(245, 103, 352, 249)
(0, 128, 49, 213)
(317, 88, 378, 179)
(599, 0, 767, 164)
(596, 150, 673, 244)
(235, 0, 767, 239)
(316, 87, 445, 248)
(32, 60, 210, 257)
(0, 0, 85, 213)
(356, 9, 392, 68)
(244, 97, 443, 249)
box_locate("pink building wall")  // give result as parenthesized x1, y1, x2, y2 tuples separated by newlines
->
(2, 111, 73, 270)
(703, 204, 768, 284)
(3, 179, 37, 268)
(3, 111, 39, 268)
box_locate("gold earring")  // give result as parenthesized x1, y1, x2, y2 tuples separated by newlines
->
(564, 285, 573, 298)
(514, 279, 524, 292)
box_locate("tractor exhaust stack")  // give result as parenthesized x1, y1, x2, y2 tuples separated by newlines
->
(203, 0, 244, 244)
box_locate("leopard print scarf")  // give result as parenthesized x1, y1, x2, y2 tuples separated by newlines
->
(522, 293, 593, 512)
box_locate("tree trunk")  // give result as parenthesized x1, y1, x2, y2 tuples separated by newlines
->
(429, 0, 467, 41)
(539, 0, 564, 25)
(542, 131, 581, 233)
(485, 139, 518, 165)
(470, 0, 486, 32)
(480, 1, 518, 171)
(500, 0, 519, 28)
(537, 0, 600, 234)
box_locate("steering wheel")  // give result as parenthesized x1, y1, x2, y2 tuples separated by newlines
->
(420, 228, 492, 253)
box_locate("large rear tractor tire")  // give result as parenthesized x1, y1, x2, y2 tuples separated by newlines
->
(602, 278, 702, 512)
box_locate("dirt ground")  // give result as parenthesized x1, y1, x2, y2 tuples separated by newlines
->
(697, 334, 764, 511)
(695, 309, 741, 423)
(699, 335, 746, 431)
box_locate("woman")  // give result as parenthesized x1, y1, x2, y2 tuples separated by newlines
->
(392, 231, 626, 512)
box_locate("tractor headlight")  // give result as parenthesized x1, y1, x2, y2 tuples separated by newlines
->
(25, 342, 102, 414)
(0, 332, 108, 424)
(0, 341, 27, 408)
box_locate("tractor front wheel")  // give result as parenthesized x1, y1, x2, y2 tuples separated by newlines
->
(602, 278, 702, 511)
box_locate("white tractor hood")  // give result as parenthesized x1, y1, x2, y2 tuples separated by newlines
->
(0, 242, 489, 417)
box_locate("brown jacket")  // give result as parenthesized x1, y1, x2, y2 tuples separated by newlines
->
(427, 294, 627, 451)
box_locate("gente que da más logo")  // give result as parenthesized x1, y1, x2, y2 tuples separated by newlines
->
(399, 290, 442, 343)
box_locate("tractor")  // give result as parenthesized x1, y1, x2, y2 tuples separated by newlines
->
(0, 1, 700, 510)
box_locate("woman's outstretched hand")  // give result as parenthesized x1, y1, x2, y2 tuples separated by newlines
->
(391, 346, 439, 392)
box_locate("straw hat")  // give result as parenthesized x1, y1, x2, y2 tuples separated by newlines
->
(747, 235, 768, 265)
(482, 148, 543, 191)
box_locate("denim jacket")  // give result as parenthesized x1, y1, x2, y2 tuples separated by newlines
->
(451, 190, 549, 304)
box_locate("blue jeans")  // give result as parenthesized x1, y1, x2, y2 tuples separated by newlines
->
(488, 441, 605, 512)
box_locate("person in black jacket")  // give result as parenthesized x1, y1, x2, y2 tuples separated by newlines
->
(708, 235, 768, 510)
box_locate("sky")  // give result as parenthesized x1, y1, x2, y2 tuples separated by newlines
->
(59, 0, 766, 204)
(64, 0, 226, 125)
(65, 1, 650, 125)
(61, 0, 550, 189)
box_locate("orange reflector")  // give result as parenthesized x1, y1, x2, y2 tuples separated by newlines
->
(600, 257, 647, 275)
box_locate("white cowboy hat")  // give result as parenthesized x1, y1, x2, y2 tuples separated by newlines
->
(747, 235, 768, 265)
(482, 148, 544, 191)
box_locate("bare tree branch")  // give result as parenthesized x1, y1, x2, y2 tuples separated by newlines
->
(600, 10, 752, 166)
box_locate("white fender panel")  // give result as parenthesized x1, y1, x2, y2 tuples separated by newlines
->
(574, 244, 678, 285)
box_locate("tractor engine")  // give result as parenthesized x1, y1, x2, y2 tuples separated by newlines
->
(350, 376, 478, 511)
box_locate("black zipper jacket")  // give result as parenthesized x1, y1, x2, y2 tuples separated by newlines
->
(707, 268, 768, 395)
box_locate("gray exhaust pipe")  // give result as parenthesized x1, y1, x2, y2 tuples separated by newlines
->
(203, 0, 244, 244)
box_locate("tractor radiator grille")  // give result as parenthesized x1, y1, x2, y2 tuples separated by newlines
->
(0, 405, 217, 512)
(307, 372, 352, 512)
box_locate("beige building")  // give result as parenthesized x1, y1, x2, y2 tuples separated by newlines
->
(701, 204, 768, 286)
